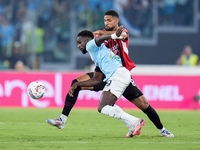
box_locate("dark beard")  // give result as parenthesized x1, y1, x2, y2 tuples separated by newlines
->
(82, 48, 88, 54)
(106, 27, 114, 31)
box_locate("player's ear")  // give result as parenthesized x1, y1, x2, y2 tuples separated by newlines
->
(86, 38, 91, 42)
(115, 18, 119, 24)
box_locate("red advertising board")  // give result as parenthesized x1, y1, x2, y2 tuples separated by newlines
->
(0, 71, 200, 109)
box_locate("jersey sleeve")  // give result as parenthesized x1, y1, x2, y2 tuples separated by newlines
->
(86, 39, 99, 52)
(94, 66, 102, 73)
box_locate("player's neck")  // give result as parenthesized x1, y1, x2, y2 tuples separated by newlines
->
(113, 26, 118, 31)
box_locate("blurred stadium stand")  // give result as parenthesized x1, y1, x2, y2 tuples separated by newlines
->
(0, 0, 199, 71)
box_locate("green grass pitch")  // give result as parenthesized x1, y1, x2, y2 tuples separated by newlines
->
(0, 108, 200, 150)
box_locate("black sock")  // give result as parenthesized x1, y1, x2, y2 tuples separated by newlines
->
(62, 80, 81, 116)
(143, 105, 163, 129)
(61, 95, 75, 116)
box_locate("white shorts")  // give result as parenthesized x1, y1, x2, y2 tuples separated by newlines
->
(103, 67, 131, 99)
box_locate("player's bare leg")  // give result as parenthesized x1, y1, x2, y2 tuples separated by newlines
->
(76, 73, 94, 90)
(131, 95, 149, 111)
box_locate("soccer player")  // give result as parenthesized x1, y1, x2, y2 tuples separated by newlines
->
(46, 10, 174, 138)
(72, 25, 145, 136)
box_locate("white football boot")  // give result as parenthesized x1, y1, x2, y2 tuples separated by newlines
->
(126, 118, 146, 138)
(46, 117, 65, 129)
(160, 128, 174, 137)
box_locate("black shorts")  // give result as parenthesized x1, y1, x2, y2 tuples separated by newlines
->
(123, 79, 143, 101)
(86, 72, 143, 102)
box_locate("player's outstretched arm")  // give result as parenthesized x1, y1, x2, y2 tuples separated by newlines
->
(69, 71, 103, 97)
(93, 26, 127, 39)
(95, 25, 124, 46)
(93, 30, 115, 38)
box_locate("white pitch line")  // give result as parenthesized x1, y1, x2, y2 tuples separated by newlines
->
(0, 122, 45, 125)
(0, 141, 200, 144)
(89, 129, 113, 130)
(15, 122, 46, 125)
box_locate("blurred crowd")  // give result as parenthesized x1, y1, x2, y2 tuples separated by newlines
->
(0, 0, 71, 70)
(158, 0, 194, 26)
(0, 0, 199, 71)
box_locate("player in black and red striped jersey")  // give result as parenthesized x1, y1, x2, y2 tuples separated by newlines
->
(94, 28, 135, 71)
(46, 10, 174, 138)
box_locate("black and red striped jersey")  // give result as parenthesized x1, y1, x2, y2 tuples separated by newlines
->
(102, 29, 136, 71)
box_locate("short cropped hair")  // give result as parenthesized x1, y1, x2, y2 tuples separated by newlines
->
(77, 30, 94, 39)
(105, 10, 119, 18)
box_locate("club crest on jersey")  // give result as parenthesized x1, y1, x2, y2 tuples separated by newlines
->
(106, 80, 112, 87)
(110, 44, 119, 54)
(105, 40, 119, 55)
(108, 49, 120, 60)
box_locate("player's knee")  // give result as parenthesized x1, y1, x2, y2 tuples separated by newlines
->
(132, 95, 149, 110)
(97, 107, 101, 113)
(71, 79, 81, 91)
(97, 106, 103, 113)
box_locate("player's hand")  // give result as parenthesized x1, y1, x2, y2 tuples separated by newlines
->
(120, 32, 127, 39)
(69, 83, 78, 97)
(93, 30, 102, 38)
(111, 25, 125, 40)
(116, 25, 124, 37)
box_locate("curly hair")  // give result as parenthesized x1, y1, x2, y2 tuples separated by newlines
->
(77, 30, 94, 39)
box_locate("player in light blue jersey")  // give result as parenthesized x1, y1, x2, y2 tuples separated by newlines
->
(68, 26, 145, 137)
(86, 38, 122, 82)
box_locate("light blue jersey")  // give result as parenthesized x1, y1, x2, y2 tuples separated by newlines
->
(86, 39, 122, 81)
